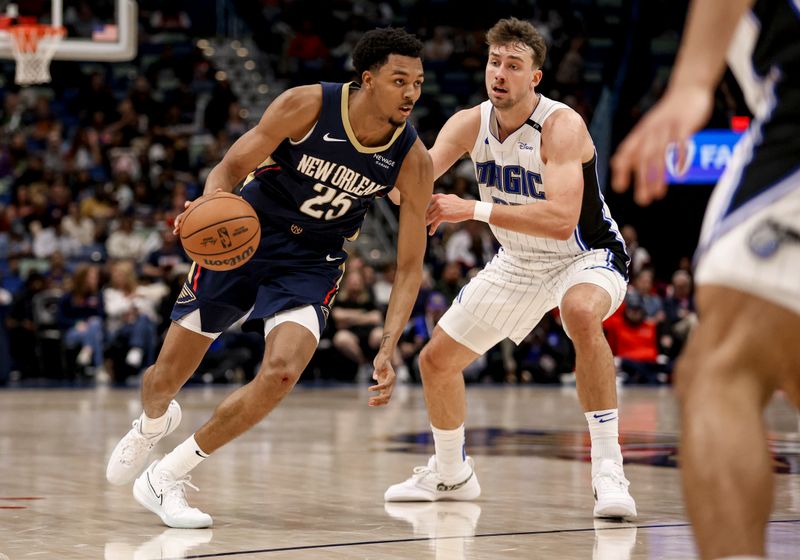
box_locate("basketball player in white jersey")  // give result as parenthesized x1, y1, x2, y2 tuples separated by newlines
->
(385, 17, 636, 519)
(612, 1, 800, 558)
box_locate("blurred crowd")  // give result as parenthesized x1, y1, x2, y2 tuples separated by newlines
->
(0, 0, 701, 387)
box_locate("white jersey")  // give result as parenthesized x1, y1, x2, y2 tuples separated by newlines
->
(469, 95, 627, 272)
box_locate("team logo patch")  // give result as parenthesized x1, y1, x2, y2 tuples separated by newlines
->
(217, 227, 232, 248)
(290, 224, 304, 234)
(176, 283, 196, 304)
(748, 219, 800, 259)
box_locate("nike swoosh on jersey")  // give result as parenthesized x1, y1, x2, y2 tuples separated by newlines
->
(323, 133, 347, 142)
(326, 255, 344, 261)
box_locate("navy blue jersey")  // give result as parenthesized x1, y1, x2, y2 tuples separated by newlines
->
(171, 82, 418, 335)
(241, 82, 418, 249)
(722, 0, 800, 216)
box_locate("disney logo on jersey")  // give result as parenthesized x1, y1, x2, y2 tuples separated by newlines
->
(373, 153, 396, 169)
(518, 142, 534, 151)
(297, 154, 387, 197)
(475, 160, 545, 199)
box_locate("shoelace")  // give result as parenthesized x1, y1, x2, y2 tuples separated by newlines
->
(594, 469, 630, 493)
(161, 475, 201, 513)
(411, 464, 434, 480)
(119, 420, 157, 465)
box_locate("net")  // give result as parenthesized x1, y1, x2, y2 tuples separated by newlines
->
(8, 24, 65, 85)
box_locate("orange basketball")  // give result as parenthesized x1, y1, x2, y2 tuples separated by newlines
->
(179, 192, 260, 271)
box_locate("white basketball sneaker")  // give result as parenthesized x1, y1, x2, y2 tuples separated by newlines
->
(592, 459, 637, 519)
(384, 456, 481, 502)
(133, 459, 213, 529)
(106, 400, 182, 486)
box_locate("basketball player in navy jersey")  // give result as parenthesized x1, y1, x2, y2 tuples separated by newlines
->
(385, 18, 637, 519)
(105, 28, 432, 528)
(612, 1, 800, 558)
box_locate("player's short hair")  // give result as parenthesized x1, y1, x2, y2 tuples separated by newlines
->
(486, 17, 547, 69)
(352, 28, 423, 80)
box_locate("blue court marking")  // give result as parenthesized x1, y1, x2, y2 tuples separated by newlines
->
(167, 518, 800, 559)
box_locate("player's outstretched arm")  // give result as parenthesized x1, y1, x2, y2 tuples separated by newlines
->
(203, 85, 323, 196)
(368, 140, 433, 407)
(611, 0, 754, 205)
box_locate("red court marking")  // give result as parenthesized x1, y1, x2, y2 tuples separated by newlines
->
(0, 497, 44, 500)
(0, 506, 27, 509)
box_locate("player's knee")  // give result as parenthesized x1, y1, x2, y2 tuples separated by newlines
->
(561, 304, 601, 342)
(419, 344, 454, 381)
(675, 341, 756, 407)
(258, 355, 301, 388)
(143, 362, 181, 396)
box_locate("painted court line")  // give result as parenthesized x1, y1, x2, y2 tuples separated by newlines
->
(163, 518, 800, 560)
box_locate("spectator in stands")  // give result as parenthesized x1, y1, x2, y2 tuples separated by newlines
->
(663, 269, 697, 358)
(445, 221, 494, 273)
(45, 251, 70, 288)
(434, 261, 464, 304)
(5, 272, 47, 378)
(61, 202, 95, 247)
(104, 260, 160, 378)
(142, 227, 190, 281)
(106, 214, 145, 261)
(331, 269, 383, 381)
(286, 20, 330, 86)
(629, 267, 664, 322)
(513, 311, 574, 384)
(604, 292, 665, 384)
(621, 224, 651, 278)
(57, 263, 105, 374)
(401, 291, 449, 379)
(31, 220, 81, 260)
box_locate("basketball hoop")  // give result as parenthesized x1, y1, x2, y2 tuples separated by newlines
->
(8, 24, 65, 85)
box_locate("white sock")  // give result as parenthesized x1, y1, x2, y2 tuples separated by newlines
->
(585, 409, 623, 476)
(155, 434, 209, 479)
(140, 409, 170, 436)
(432, 423, 466, 481)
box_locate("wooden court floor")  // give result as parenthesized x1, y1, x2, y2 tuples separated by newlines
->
(1, 384, 798, 559)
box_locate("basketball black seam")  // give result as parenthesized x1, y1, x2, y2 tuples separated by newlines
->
(186, 227, 260, 257)
(179, 194, 249, 237)
(181, 215, 259, 240)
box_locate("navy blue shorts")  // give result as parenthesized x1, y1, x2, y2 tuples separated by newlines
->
(170, 223, 346, 334)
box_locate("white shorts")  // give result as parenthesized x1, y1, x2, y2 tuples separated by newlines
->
(695, 184, 800, 316)
(176, 305, 321, 342)
(438, 248, 627, 355)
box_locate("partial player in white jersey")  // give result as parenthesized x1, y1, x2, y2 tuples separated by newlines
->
(613, 1, 800, 558)
(385, 17, 636, 519)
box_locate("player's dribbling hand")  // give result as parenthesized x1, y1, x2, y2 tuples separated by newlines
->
(426, 193, 474, 235)
(368, 354, 396, 407)
(610, 85, 713, 206)
(173, 188, 223, 235)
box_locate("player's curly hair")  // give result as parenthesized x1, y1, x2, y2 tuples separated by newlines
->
(486, 17, 547, 69)
(352, 28, 423, 80)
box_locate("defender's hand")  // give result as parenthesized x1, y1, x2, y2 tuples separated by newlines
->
(611, 85, 713, 206)
(426, 193, 475, 235)
(368, 353, 397, 407)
